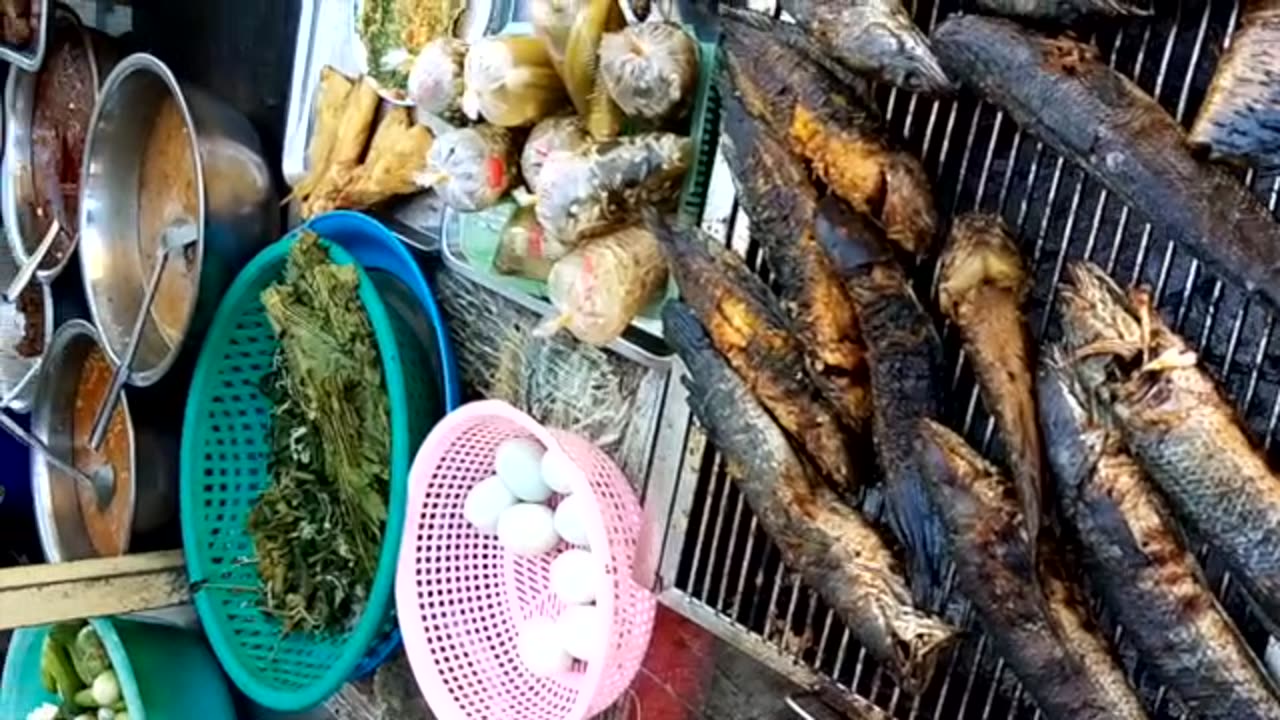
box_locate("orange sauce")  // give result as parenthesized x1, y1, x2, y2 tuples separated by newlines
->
(71, 349, 132, 557)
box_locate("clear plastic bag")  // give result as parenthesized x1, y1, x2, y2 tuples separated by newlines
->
(494, 205, 570, 281)
(600, 22, 699, 122)
(521, 116, 589, 193)
(537, 225, 668, 345)
(408, 37, 468, 124)
(421, 125, 518, 211)
(462, 36, 569, 127)
(535, 132, 693, 244)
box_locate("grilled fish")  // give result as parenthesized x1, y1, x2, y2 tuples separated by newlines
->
(933, 16, 1280, 311)
(938, 213, 1044, 546)
(775, 0, 950, 95)
(664, 300, 958, 691)
(1038, 353, 1280, 720)
(1189, 0, 1280, 168)
(916, 420, 1149, 720)
(719, 14, 938, 257)
(815, 197, 946, 601)
(1057, 261, 1280, 632)
(974, 0, 1152, 22)
(649, 213, 859, 495)
(717, 87, 872, 433)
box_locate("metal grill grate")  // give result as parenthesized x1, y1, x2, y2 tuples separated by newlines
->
(649, 0, 1280, 717)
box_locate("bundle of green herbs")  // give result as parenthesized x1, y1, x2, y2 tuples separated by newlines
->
(248, 231, 390, 634)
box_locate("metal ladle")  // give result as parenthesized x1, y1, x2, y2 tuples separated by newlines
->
(0, 411, 115, 508)
(4, 219, 62, 303)
(88, 220, 199, 450)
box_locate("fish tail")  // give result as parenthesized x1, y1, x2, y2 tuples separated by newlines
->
(889, 477, 948, 606)
(813, 195, 895, 277)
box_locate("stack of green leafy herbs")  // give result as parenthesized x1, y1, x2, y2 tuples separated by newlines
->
(248, 231, 390, 634)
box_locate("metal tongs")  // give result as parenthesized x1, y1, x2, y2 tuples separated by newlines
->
(87, 220, 199, 450)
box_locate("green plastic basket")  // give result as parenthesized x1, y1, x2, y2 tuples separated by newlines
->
(1, 618, 237, 720)
(180, 235, 424, 711)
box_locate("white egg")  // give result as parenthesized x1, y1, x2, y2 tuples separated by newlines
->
(462, 475, 517, 534)
(497, 503, 560, 556)
(539, 448, 578, 494)
(549, 548, 603, 605)
(495, 437, 552, 502)
(518, 617, 573, 677)
(553, 492, 592, 547)
(557, 604, 607, 661)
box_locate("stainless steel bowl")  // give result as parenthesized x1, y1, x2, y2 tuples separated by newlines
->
(0, 0, 51, 72)
(30, 319, 176, 561)
(0, 243, 52, 413)
(79, 53, 277, 386)
(2, 7, 117, 284)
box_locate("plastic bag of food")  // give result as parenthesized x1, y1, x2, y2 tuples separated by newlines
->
(600, 22, 698, 122)
(532, 0, 626, 139)
(462, 36, 569, 127)
(408, 37, 468, 124)
(420, 125, 518, 211)
(536, 225, 668, 345)
(494, 206, 569, 280)
(536, 132, 693, 244)
(521, 116, 589, 193)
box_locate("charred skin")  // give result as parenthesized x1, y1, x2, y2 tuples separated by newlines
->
(649, 214, 860, 495)
(1039, 355, 1280, 720)
(938, 213, 1044, 546)
(933, 16, 1280, 311)
(1058, 262, 1280, 633)
(973, 0, 1152, 22)
(816, 197, 947, 602)
(663, 302, 958, 692)
(719, 16, 938, 256)
(717, 89, 872, 433)
(775, 0, 950, 95)
(916, 420, 1149, 720)
(1189, 0, 1280, 167)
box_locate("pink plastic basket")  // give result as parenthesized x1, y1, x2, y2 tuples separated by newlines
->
(396, 400, 656, 720)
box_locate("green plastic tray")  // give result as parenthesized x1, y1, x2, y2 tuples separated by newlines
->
(180, 235, 423, 711)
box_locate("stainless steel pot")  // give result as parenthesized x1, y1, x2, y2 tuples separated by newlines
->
(2, 7, 118, 284)
(30, 319, 176, 562)
(78, 53, 277, 386)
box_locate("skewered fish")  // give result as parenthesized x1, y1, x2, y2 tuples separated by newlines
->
(938, 213, 1044, 546)
(774, 0, 950, 94)
(932, 16, 1280, 311)
(664, 301, 957, 691)
(717, 88, 872, 434)
(815, 197, 946, 601)
(1189, 0, 1280, 168)
(719, 14, 938, 257)
(1038, 353, 1280, 720)
(1057, 262, 1280, 633)
(917, 420, 1150, 720)
(650, 214, 859, 495)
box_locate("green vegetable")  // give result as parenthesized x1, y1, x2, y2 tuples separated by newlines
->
(91, 671, 120, 707)
(41, 632, 84, 707)
(248, 232, 390, 633)
(73, 688, 97, 708)
(114, 713, 128, 720)
(69, 625, 110, 686)
(39, 638, 58, 693)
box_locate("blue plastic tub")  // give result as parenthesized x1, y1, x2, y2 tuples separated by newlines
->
(299, 210, 462, 678)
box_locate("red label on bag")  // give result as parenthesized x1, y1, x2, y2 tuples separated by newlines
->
(487, 156, 506, 190)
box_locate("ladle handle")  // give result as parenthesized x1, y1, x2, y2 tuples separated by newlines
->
(0, 411, 99, 490)
(88, 250, 172, 450)
(4, 219, 61, 303)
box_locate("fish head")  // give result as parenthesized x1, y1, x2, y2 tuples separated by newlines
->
(854, 18, 952, 95)
(814, 195, 895, 277)
(916, 419, 1025, 543)
(1057, 262, 1145, 393)
(937, 213, 1026, 317)
(1035, 350, 1106, 508)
